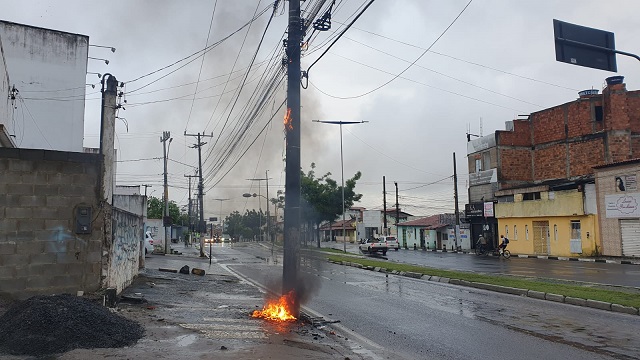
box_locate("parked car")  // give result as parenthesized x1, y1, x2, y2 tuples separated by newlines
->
(144, 231, 155, 255)
(381, 236, 400, 251)
(358, 238, 388, 255)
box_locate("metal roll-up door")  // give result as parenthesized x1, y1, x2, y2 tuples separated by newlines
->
(620, 219, 640, 257)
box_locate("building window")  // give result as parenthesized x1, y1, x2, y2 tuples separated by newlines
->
(594, 106, 603, 122)
(504, 225, 509, 238)
(554, 224, 558, 241)
(525, 225, 529, 240)
(523, 192, 541, 201)
(571, 221, 581, 239)
(514, 225, 518, 240)
(482, 151, 491, 172)
(475, 158, 482, 173)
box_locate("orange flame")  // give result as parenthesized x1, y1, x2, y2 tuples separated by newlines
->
(251, 290, 297, 322)
(284, 108, 293, 130)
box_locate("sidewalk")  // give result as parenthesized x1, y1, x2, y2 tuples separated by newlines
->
(52, 247, 365, 360)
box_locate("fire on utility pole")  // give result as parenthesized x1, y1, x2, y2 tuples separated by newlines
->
(283, 0, 302, 304)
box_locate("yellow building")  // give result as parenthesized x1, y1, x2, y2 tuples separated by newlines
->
(494, 181, 600, 257)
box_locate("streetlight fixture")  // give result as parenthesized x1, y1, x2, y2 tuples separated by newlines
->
(88, 57, 109, 65)
(243, 192, 273, 253)
(313, 120, 368, 253)
(247, 173, 271, 243)
(89, 44, 116, 53)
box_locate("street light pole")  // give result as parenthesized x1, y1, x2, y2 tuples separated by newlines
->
(247, 176, 271, 242)
(313, 120, 367, 253)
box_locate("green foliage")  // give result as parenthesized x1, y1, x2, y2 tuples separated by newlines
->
(301, 162, 362, 226)
(146, 196, 188, 225)
(224, 209, 265, 241)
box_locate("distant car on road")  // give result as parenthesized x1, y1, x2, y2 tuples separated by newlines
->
(359, 238, 388, 255)
(144, 231, 155, 255)
(381, 236, 400, 251)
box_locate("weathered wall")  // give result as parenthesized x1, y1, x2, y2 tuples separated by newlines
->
(0, 148, 103, 299)
(0, 21, 88, 152)
(107, 208, 142, 293)
(594, 162, 640, 256)
(0, 33, 13, 137)
(113, 194, 146, 218)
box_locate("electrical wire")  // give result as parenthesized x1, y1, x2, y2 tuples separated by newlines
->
(332, 22, 578, 92)
(309, 0, 474, 99)
(184, 0, 218, 131)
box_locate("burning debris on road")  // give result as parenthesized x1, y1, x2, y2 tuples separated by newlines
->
(0, 294, 144, 357)
(251, 290, 297, 322)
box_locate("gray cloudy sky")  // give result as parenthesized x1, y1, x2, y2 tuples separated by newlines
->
(3, 0, 640, 220)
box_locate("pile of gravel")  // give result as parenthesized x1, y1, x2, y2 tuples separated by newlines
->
(0, 294, 144, 356)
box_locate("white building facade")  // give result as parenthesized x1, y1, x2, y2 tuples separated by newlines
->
(0, 20, 88, 151)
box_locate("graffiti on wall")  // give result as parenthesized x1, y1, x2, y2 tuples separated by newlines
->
(47, 226, 87, 254)
(109, 209, 143, 292)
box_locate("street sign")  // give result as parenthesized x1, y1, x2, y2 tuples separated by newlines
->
(553, 19, 617, 72)
(209, 217, 217, 222)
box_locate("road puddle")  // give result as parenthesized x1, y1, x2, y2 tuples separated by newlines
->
(175, 334, 198, 347)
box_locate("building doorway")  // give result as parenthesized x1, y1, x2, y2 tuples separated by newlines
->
(532, 221, 549, 255)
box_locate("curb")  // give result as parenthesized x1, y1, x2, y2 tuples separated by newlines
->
(327, 259, 640, 316)
(392, 247, 640, 265)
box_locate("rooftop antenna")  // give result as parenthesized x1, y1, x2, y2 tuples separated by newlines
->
(479, 117, 483, 137)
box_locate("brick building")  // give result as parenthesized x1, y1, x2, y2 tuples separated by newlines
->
(467, 76, 640, 256)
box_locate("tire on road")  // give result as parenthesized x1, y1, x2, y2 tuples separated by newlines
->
(503, 250, 511, 259)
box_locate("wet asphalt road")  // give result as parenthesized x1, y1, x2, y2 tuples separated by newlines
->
(322, 242, 640, 288)
(221, 243, 640, 360)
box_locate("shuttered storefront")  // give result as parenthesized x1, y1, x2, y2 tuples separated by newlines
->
(620, 219, 640, 257)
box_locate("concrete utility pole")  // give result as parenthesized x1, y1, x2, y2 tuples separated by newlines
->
(160, 131, 172, 254)
(283, 0, 302, 298)
(99, 74, 118, 205)
(184, 131, 213, 257)
(395, 181, 399, 241)
(453, 152, 460, 250)
(184, 173, 198, 245)
(383, 176, 387, 236)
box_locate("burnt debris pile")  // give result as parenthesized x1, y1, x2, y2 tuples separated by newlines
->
(0, 294, 144, 356)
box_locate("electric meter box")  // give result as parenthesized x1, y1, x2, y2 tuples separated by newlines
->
(75, 206, 92, 234)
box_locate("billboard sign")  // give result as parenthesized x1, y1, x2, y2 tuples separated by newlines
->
(605, 193, 640, 218)
(363, 210, 381, 228)
(553, 19, 617, 72)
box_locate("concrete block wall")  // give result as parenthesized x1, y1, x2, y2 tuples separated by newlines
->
(0, 148, 103, 299)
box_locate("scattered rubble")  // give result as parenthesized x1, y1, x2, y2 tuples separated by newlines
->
(0, 294, 144, 357)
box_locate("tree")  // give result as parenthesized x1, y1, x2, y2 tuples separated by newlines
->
(147, 196, 187, 225)
(300, 163, 362, 247)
